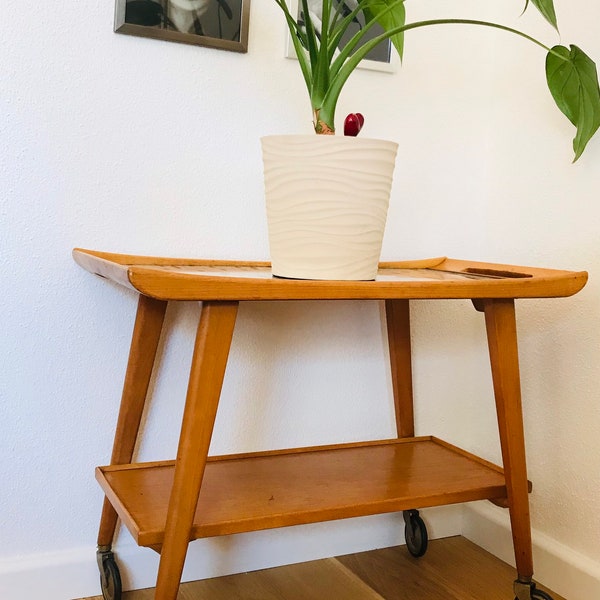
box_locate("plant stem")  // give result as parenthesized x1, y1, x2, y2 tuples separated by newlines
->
(321, 18, 562, 131)
(400, 19, 554, 54)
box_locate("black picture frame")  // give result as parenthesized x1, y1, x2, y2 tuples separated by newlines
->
(115, 0, 250, 53)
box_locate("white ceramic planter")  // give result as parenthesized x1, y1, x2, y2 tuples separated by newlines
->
(261, 135, 398, 280)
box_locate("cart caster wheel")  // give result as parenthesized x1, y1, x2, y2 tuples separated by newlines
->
(514, 581, 554, 600)
(531, 590, 554, 600)
(403, 509, 428, 558)
(97, 549, 122, 600)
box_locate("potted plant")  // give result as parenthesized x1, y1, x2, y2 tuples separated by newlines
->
(262, 0, 600, 280)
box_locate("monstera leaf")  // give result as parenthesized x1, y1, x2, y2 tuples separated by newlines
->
(276, 0, 600, 154)
(546, 45, 600, 161)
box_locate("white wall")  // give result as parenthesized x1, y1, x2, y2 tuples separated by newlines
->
(1, 1, 599, 598)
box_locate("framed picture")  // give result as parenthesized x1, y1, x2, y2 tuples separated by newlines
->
(115, 0, 250, 53)
(285, 0, 397, 73)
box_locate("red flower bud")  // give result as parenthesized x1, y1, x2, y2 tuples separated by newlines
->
(344, 113, 364, 136)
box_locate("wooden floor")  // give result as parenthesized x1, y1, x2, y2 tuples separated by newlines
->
(80, 536, 564, 600)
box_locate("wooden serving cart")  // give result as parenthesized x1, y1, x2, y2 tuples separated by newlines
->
(73, 249, 587, 600)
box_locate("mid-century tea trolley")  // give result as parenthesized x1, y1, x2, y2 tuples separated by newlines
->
(73, 248, 587, 600)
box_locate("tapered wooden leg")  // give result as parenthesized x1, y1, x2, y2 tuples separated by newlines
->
(385, 299, 415, 438)
(482, 299, 534, 584)
(155, 301, 239, 600)
(97, 294, 168, 548)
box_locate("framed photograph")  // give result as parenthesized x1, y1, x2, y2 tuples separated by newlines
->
(285, 0, 397, 73)
(115, 0, 250, 53)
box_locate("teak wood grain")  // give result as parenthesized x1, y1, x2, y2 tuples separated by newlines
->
(96, 437, 508, 547)
(154, 301, 238, 599)
(482, 299, 534, 581)
(74, 248, 586, 599)
(72, 248, 587, 301)
(97, 295, 167, 548)
(385, 299, 415, 438)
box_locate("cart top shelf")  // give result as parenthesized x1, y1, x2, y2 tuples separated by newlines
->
(73, 248, 587, 302)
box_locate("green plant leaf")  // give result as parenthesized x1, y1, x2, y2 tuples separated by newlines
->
(300, 0, 320, 69)
(328, 0, 369, 63)
(525, 0, 558, 31)
(546, 45, 600, 161)
(273, 0, 312, 90)
(363, 0, 405, 59)
(330, 0, 405, 79)
(312, 0, 332, 109)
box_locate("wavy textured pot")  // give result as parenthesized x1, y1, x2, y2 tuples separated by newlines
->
(261, 135, 398, 280)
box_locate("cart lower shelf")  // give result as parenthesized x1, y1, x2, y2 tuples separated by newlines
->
(97, 436, 508, 548)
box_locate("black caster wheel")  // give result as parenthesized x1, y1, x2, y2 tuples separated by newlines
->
(531, 590, 554, 600)
(97, 549, 122, 600)
(403, 509, 428, 558)
(514, 581, 554, 600)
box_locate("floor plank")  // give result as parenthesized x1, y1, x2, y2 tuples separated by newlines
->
(78, 536, 565, 599)
(79, 557, 384, 600)
(337, 537, 564, 600)
(176, 557, 384, 600)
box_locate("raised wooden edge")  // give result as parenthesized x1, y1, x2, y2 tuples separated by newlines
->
(72, 248, 270, 293)
(379, 257, 447, 269)
(97, 438, 436, 480)
(72, 248, 135, 291)
(438, 257, 584, 281)
(73, 247, 271, 268)
(98, 437, 434, 478)
(431, 437, 533, 506)
(96, 436, 512, 546)
(73, 248, 588, 301)
(96, 465, 143, 544)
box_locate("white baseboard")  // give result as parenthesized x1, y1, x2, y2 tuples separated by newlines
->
(462, 502, 600, 600)
(11, 504, 598, 600)
(0, 506, 461, 600)
(0, 546, 101, 600)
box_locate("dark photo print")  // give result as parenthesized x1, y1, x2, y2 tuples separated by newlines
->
(115, 0, 250, 52)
